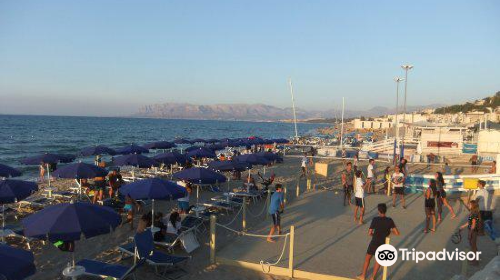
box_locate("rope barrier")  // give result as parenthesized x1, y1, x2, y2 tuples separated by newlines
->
(246, 199, 268, 217)
(219, 204, 244, 227)
(215, 222, 289, 238)
(260, 234, 289, 273)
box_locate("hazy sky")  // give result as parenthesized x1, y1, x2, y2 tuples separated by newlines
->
(1, 0, 499, 116)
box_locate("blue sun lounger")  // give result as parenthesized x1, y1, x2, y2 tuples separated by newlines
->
(76, 258, 145, 280)
(118, 229, 190, 278)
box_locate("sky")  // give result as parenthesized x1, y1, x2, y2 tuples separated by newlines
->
(0, 0, 499, 116)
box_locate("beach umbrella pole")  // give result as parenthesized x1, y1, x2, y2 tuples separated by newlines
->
(47, 163, 51, 188)
(151, 199, 155, 230)
(2, 204, 5, 243)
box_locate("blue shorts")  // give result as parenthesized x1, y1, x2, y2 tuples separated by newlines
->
(271, 212, 281, 227)
(178, 201, 189, 211)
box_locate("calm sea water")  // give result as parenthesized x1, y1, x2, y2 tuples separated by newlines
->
(0, 115, 327, 177)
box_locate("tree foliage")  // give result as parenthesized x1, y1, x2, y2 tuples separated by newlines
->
(434, 91, 500, 114)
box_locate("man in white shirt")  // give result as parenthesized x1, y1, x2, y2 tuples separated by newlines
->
(354, 170, 366, 225)
(391, 166, 406, 209)
(300, 153, 311, 178)
(366, 159, 376, 194)
(472, 180, 493, 221)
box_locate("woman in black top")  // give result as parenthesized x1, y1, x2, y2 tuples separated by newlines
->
(435, 172, 456, 222)
(424, 179, 437, 233)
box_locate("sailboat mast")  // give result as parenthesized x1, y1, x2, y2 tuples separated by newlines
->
(340, 97, 345, 149)
(289, 78, 299, 139)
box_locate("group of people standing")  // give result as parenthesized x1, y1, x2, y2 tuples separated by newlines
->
(423, 172, 457, 233)
(341, 158, 377, 225)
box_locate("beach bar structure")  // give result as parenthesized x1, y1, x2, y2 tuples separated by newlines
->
(407, 121, 469, 155)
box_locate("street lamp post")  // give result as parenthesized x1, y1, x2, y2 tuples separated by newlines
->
(394, 77, 404, 162)
(401, 65, 413, 131)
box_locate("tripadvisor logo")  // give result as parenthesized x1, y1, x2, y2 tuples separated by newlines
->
(375, 244, 481, 266)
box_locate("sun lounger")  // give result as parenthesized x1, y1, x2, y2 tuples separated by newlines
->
(200, 201, 234, 213)
(154, 228, 200, 253)
(42, 190, 74, 199)
(76, 258, 145, 280)
(211, 195, 243, 206)
(118, 230, 190, 278)
(0, 224, 33, 249)
(228, 191, 260, 203)
(180, 216, 205, 233)
(0, 206, 18, 221)
(17, 196, 53, 209)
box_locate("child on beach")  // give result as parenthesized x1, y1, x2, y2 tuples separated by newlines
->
(123, 194, 137, 230)
(178, 183, 192, 214)
(435, 171, 456, 221)
(424, 179, 437, 233)
(354, 170, 366, 225)
(342, 162, 354, 206)
(358, 203, 400, 280)
(459, 200, 481, 266)
(391, 166, 406, 208)
(366, 159, 375, 194)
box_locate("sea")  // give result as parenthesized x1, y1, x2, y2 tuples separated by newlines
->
(0, 115, 328, 178)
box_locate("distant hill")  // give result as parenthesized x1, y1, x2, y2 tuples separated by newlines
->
(434, 91, 500, 114)
(134, 102, 442, 121)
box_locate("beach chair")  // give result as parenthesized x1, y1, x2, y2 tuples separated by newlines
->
(180, 215, 205, 233)
(154, 228, 200, 253)
(118, 230, 190, 278)
(76, 258, 145, 280)
(0, 224, 33, 249)
(211, 195, 243, 206)
(200, 201, 233, 214)
(17, 196, 53, 210)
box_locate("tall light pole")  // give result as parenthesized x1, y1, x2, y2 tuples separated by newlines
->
(401, 65, 413, 127)
(288, 78, 299, 140)
(394, 77, 404, 160)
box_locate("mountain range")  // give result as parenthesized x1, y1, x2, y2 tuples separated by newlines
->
(134, 102, 443, 121)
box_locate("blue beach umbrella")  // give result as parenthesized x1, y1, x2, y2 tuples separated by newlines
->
(22, 201, 121, 241)
(0, 244, 36, 280)
(234, 154, 270, 166)
(0, 179, 38, 241)
(153, 151, 189, 165)
(79, 145, 117, 156)
(173, 167, 226, 204)
(173, 167, 226, 184)
(205, 138, 219, 144)
(115, 144, 149, 155)
(186, 147, 216, 159)
(173, 138, 192, 145)
(52, 162, 109, 199)
(119, 178, 186, 200)
(0, 164, 22, 178)
(143, 141, 176, 150)
(112, 154, 158, 168)
(184, 146, 203, 152)
(0, 180, 38, 204)
(21, 153, 75, 187)
(21, 153, 75, 165)
(119, 178, 186, 229)
(190, 138, 206, 144)
(52, 162, 108, 180)
(206, 143, 225, 151)
(22, 201, 121, 266)
(208, 160, 251, 172)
